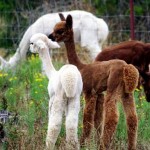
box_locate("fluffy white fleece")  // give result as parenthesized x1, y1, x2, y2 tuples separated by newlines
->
(0, 10, 109, 70)
(30, 33, 83, 150)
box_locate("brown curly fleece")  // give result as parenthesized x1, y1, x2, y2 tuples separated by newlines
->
(49, 14, 139, 150)
(123, 64, 139, 93)
(95, 40, 150, 102)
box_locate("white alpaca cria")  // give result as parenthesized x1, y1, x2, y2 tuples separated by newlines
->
(30, 33, 83, 150)
(0, 10, 109, 70)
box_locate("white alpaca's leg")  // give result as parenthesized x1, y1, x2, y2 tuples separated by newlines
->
(48, 94, 55, 117)
(65, 95, 80, 150)
(46, 95, 66, 150)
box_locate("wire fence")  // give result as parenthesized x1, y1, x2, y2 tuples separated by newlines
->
(0, 0, 150, 53)
(104, 15, 150, 45)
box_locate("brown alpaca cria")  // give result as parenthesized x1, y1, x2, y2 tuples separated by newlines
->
(49, 14, 139, 150)
(95, 40, 150, 102)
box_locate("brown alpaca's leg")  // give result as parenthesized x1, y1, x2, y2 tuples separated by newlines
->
(80, 94, 97, 147)
(122, 93, 138, 150)
(94, 94, 105, 149)
(102, 92, 119, 150)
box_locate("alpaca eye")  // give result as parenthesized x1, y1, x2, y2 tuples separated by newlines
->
(56, 30, 64, 35)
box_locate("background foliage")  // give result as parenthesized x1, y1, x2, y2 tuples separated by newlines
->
(0, 0, 150, 51)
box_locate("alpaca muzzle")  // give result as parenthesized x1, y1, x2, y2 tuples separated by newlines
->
(48, 33, 55, 41)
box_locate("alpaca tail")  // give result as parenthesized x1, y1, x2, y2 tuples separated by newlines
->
(60, 65, 82, 98)
(123, 64, 139, 93)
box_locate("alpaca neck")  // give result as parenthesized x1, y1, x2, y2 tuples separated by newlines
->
(39, 47, 56, 79)
(64, 31, 85, 70)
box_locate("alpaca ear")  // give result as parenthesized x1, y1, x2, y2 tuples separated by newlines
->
(59, 13, 65, 21)
(48, 39, 60, 49)
(66, 14, 72, 29)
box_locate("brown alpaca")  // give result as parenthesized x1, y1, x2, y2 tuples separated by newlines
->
(95, 40, 150, 102)
(49, 14, 139, 150)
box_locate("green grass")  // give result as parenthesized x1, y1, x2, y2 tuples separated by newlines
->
(0, 55, 150, 150)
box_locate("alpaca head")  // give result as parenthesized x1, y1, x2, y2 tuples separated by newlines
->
(30, 33, 60, 53)
(48, 13, 73, 42)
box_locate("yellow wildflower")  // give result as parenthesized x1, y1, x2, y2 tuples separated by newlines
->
(9, 78, 13, 81)
(139, 86, 143, 90)
(39, 84, 43, 87)
(35, 78, 43, 82)
(29, 100, 34, 106)
(135, 88, 140, 92)
(3, 73, 8, 77)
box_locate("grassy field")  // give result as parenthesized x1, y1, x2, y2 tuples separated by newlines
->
(0, 55, 150, 150)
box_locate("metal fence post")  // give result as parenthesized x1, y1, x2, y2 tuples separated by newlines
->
(130, 0, 135, 40)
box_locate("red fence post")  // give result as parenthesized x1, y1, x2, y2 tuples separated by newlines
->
(130, 0, 135, 40)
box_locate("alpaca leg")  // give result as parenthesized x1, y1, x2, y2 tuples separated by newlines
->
(46, 95, 65, 150)
(101, 92, 119, 150)
(65, 95, 80, 150)
(80, 94, 97, 146)
(122, 93, 138, 150)
(48, 95, 55, 117)
(94, 94, 104, 148)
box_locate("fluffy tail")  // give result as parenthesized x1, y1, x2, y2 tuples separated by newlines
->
(123, 64, 139, 93)
(60, 65, 82, 98)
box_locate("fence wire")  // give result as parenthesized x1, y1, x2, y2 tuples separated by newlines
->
(0, 0, 149, 53)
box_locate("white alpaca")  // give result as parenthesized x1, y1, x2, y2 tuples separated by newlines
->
(0, 10, 109, 70)
(30, 33, 83, 150)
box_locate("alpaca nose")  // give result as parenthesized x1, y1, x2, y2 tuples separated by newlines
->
(48, 33, 55, 41)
